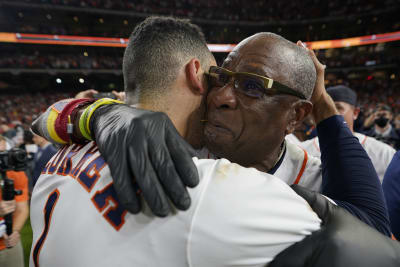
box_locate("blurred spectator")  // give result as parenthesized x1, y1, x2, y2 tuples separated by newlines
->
(0, 135, 29, 267)
(20, 130, 37, 191)
(301, 86, 396, 181)
(31, 134, 57, 188)
(0, 125, 16, 142)
(363, 104, 400, 149)
(394, 114, 400, 131)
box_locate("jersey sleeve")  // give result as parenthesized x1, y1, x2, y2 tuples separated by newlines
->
(318, 115, 391, 236)
(188, 158, 321, 267)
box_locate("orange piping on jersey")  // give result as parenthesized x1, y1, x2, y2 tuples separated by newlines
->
(391, 234, 397, 241)
(361, 135, 368, 145)
(294, 149, 308, 185)
(91, 183, 127, 231)
(313, 138, 320, 152)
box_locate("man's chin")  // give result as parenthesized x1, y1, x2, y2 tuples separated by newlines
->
(204, 136, 234, 158)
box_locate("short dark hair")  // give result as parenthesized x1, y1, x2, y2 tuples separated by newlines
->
(376, 103, 392, 113)
(123, 16, 213, 103)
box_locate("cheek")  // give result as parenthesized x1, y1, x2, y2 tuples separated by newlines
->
(241, 99, 288, 135)
(206, 88, 219, 109)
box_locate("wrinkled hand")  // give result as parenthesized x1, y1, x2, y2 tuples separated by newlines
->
(269, 185, 400, 267)
(4, 231, 20, 248)
(91, 104, 199, 217)
(0, 200, 16, 217)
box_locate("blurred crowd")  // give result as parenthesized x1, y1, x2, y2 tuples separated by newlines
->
(1, 48, 399, 70)
(317, 47, 400, 69)
(0, 92, 72, 132)
(16, 0, 397, 21)
(2, 0, 397, 44)
(0, 53, 122, 70)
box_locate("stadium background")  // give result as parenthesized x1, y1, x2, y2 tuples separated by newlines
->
(0, 0, 399, 265)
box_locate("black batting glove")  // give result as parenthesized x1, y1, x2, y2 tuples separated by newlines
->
(91, 104, 199, 217)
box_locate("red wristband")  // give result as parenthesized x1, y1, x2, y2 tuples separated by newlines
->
(55, 98, 95, 143)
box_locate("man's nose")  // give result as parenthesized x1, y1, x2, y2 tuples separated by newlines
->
(209, 84, 238, 109)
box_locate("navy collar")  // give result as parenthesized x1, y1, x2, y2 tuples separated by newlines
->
(268, 143, 286, 175)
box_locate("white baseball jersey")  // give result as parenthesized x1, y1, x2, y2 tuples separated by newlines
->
(285, 133, 302, 146)
(197, 141, 322, 192)
(30, 142, 321, 267)
(300, 132, 395, 182)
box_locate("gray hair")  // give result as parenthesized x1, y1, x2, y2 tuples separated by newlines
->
(253, 32, 316, 100)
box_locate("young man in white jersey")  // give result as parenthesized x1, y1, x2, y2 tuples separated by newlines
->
(30, 17, 323, 267)
(301, 85, 395, 182)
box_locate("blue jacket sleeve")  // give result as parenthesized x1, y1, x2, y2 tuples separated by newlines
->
(317, 115, 391, 236)
(382, 151, 400, 239)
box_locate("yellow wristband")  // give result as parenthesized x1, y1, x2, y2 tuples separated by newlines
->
(79, 98, 123, 140)
(47, 107, 68, 145)
(78, 111, 92, 140)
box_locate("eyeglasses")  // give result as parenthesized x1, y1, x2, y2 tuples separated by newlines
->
(207, 66, 306, 100)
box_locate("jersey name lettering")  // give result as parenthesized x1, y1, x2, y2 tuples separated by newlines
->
(42, 143, 127, 231)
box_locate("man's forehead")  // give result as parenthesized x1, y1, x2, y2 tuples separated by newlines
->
(222, 50, 278, 76)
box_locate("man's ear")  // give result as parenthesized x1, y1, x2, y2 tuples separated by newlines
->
(286, 100, 313, 134)
(185, 58, 207, 96)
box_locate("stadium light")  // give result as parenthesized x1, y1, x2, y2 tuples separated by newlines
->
(56, 78, 62, 84)
(79, 78, 85, 84)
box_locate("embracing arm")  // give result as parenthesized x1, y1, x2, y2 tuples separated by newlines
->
(305, 46, 390, 236)
(32, 98, 199, 217)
